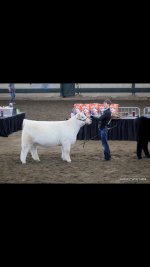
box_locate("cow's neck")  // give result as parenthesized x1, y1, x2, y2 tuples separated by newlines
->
(69, 117, 85, 135)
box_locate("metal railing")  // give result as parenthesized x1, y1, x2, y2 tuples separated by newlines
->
(118, 107, 141, 117)
(144, 107, 150, 116)
(75, 87, 150, 94)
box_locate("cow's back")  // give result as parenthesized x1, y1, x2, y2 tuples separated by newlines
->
(21, 119, 76, 147)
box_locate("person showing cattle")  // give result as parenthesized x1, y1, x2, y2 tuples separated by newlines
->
(91, 99, 112, 161)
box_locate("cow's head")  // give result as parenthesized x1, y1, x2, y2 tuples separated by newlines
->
(76, 112, 92, 125)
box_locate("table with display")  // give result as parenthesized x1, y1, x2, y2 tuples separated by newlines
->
(0, 113, 25, 137)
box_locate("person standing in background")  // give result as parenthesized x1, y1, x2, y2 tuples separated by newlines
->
(75, 83, 81, 95)
(8, 83, 16, 106)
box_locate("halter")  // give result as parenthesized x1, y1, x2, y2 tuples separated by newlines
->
(77, 118, 87, 122)
(76, 114, 87, 122)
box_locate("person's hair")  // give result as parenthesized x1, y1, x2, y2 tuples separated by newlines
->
(104, 99, 111, 105)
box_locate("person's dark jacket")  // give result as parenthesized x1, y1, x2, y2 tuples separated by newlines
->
(92, 108, 111, 129)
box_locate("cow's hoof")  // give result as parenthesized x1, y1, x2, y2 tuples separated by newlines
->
(138, 157, 142, 160)
(67, 160, 71, 163)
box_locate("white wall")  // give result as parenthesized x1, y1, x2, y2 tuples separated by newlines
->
(78, 84, 133, 88)
(135, 84, 150, 88)
(30, 84, 60, 88)
(0, 84, 60, 89)
(78, 84, 150, 88)
(0, 83, 150, 89)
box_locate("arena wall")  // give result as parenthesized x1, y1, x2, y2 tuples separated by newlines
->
(0, 84, 150, 97)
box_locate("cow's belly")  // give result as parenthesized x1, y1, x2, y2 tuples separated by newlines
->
(33, 134, 61, 147)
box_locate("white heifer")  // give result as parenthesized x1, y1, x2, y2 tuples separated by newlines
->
(20, 112, 91, 164)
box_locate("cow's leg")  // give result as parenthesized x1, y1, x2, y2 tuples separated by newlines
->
(143, 140, 150, 158)
(20, 145, 30, 164)
(137, 140, 143, 159)
(61, 146, 65, 160)
(62, 143, 71, 163)
(30, 145, 40, 162)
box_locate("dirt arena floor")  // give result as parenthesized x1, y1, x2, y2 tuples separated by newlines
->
(0, 99, 150, 183)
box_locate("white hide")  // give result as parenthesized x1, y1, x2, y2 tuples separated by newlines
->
(20, 112, 91, 164)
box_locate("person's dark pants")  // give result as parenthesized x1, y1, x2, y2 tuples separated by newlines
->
(10, 91, 15, 104)
(99, 128, 111, 160)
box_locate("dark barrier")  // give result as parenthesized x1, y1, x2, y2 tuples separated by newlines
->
(60, 83, 75, 97)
